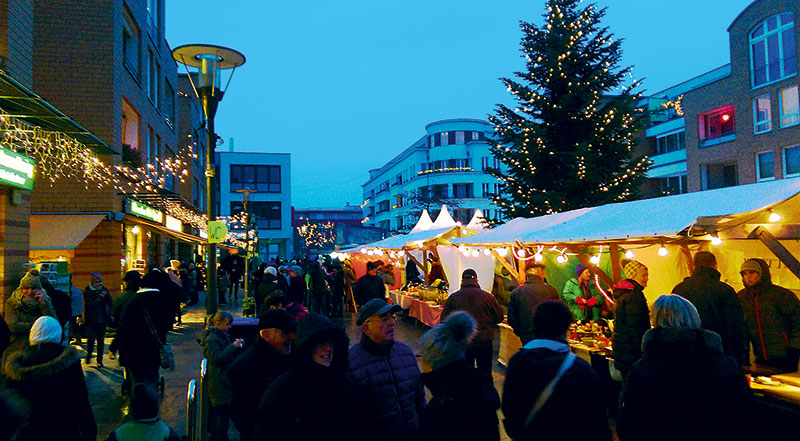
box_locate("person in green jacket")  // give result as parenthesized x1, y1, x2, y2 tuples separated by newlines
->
(562, 264, 604, 322)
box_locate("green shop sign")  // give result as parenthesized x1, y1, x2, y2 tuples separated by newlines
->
(0, 146, 35, 190)
(130, 200, 163, 223)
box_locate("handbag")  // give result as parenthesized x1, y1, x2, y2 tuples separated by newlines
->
(523, 352, 577, 429)
(142, 308, 175, 371)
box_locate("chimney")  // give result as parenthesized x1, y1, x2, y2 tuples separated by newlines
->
(229, 137, 235, 152)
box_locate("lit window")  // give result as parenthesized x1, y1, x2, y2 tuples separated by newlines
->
(753, 94, 772, 133)
(656, 131, 686, 154)
(780, 85, 800, 127)
(750, 13, 796, 87)
(784, 145, 800, 177)
(456, 131, 465, 144)
(440, 132, 448, 146)
(756, 151, 775, 181)
(699, 107, 735, 141)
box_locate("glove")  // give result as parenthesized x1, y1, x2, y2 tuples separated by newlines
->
(585, 297, 598, 307)
(575, 297, 586, 305)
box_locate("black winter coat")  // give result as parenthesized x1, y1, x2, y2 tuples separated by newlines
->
(287, 275, 307, 304)
(256, 273, 283, 315)
(442, 280, 504, 345)
(507, 275, 561, 344)
(227, 336, 291, 440)
(114, 288, 173, 373)
(199, 326, 242, 407)
(612, 279, 650, 373)
(254, 313, 354, 441)
(617, 327, 753, 441)
(82, 285, 112, 324)
(502, 340, 610, 441)
(4, 343, 96, 441)
(417, 360, 500, 441)
(354, 274, 386, 306)
(672, 266, 748, 365)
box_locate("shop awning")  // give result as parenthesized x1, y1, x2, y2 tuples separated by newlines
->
(29, 214, 106, 259)
(124, 214, 206, 246)
(0, 70, 112, 154)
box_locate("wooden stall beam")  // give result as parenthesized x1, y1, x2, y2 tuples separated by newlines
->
(402, 247, 426, 279)
(491, 249, 520, 282)
(680, 243, 695, 274)
(749, 226, 800, 282)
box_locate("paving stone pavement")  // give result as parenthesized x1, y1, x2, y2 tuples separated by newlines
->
(84, 290, 520, 440)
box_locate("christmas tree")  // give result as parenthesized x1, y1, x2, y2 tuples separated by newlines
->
(488, 0, 650, 218)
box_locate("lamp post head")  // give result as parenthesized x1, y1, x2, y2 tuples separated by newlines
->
(172, 44, 245, 115)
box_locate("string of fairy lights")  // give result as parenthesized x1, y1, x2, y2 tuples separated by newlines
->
(297, 220, 336, 248)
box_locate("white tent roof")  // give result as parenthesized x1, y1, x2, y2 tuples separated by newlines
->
(345, 227, 459, 251)
(452, 178, 800, 245)
(431, 205, 457, 229)
(410, 209, 434, 233)
(466, 209, 488, 231)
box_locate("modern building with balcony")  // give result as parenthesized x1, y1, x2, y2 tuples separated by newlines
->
(638, 0, 799, 196)
(362, 118, 505, 233)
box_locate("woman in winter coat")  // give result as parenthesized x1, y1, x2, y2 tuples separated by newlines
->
(562, 264, 604, 322)
(82, 271, 113, 367)
(4, 316, 97, 441)
(199, 311, 244, 441)
(612, 260, 651, 377)
(253, 312, 353, 441)
(256, 267, 284, 317)
(617, 294, 752, 441)
(417, 311, 500, 441)
(4, 270, 56, 358)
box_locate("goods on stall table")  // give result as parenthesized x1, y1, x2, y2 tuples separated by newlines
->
(568, 321, 612, 349)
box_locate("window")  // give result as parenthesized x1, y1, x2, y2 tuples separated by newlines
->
(440, 132, 448, 146)
(153, 135, 160, 174)
(699, 106, 736, 141)
(142, 50, 149, 95)
(377, 200, 390, 213)
(660, 174, 688, 195)
(394, 174, 402, 186)
(122, 10, 139, 76)
(395, 216, 404, 230)
(482, 183, 491, 197)
(481, 157, 489, 170)
(753, 94, 772, 133)
(394, 194, 403, 208)
(231, 201, 282, 230)
(452, 183, 473, 198)
(143, 125, 151, 165)
(655, 131, 686, 154)
(756, 151, 775, 181)
(147, 0, 159, 35)
(121, 99, 140, 165)
(704, 163, 738, 190)
(455, 131, 465, 144)
(193, 177, 200, 207)
(453, 208, 474, 224)
(471, 131, 484, 141)
(493, 157, 502, 169)
(164, 81, 175, 128)
(780, 85, 800, 127)
(750, 13, 796, 87)
(433, 184, 448, 199)
(230, 165, 282, 192)
(784, 145, 800, 176)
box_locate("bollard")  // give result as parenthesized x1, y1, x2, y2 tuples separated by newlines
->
(198, 358, 210, 441)
(186, 379, 197, 441)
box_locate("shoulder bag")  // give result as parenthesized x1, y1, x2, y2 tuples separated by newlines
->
(142, 307, 175, 371)
(523, 352, 577, 429)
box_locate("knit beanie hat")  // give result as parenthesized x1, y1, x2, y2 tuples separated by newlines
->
(419, 311, 476, 371)
(265, 266, 278, 277)
(19, 270, 42, 290)
(29, 316, 62, 346)
(575, 264, 590, 278)
(623, 260, 646, 279)
(131, 383, 160, 421)
(740, 259, 762, 276)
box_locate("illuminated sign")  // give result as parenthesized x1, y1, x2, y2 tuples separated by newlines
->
(165, 215, 182, 232)
(130, 200, 163, 223)
(0, 146, 35, 190)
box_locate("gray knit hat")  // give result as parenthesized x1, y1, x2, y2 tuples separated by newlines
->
(19, 270, 42, 290)
(740, 259, 763, 276)
(419, 311, 476, 371)
(29, 316, 62, 345)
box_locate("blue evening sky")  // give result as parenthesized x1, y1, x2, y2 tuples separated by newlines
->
(166, 0, 754, 208)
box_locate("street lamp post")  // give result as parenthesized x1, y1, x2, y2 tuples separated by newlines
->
(235, 188, 257, 299)
(172, 44, 245, 316)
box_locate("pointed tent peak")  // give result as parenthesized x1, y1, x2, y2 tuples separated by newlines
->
(410, 209, 434, 233)
(431, 205, 457, 229)
(467, 209, 488, 231)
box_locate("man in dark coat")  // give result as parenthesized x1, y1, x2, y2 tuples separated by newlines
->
(353, 261, 386, 306)
(738, 258, 800, 372)
(221, 251, 245, 300)
(227, 309, 296, 441)
(671, 251, 748, 365)
(442, 269, 504, 373)
(503, 301, 610, 441)
(286, 265, 307, 305)
(507, 264, 561, 345)
(347, 299, 425, 441)
(256, 267, 284, 317)
(4, 316, 97, 441)
(612, 260, 651, 377)
(82, 271, 113, 367)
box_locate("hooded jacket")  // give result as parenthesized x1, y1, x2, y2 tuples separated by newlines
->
(417, 360, 500, 441)
(253, 313, 354, 441)
(199, 325, 242, 407)
(611, 279, 650, 372)
(442, 279, 504, 345)
(507, 274, 561, 344)
(4, 287, 56, 350)
(4, 343, 96, 441)
(347, 334, 426, 441)
(737, 258, 800, 367)
(672, 266, 748, 365)
(617, 327, 752, 441)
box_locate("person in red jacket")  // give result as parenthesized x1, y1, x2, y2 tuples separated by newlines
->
(442, 269, 504, 373)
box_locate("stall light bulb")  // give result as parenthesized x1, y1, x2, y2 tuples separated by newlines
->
(397, 250, 404, 257)
(483, 249, 492, 256)
(711, 236, 722, 246)
(624, 250, 634, 259)
(518, 249, 527, 258)
(131, 226, 140, 235)
(534, 253, 544, 262)
(556, 255, 568, 264)
(589, 255, 600, 265)
(471, 249, 480, 257)
(769, 212, 781, 223)
(462, 249, 471, 257)
(658, 246, 668, 257)
(457, 246, 465, 252)
(389, 251, 396, 258)
(366, 250, 374, 256)
(360, 248, 367, 254)
(330, 252, 338, 260)
(497, 248, 508, 257)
